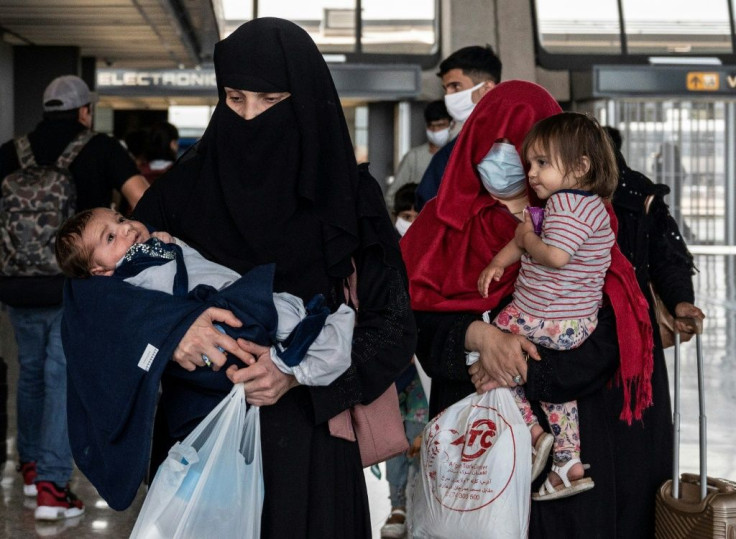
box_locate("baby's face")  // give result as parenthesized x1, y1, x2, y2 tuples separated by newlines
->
(83, 208, 151, 276)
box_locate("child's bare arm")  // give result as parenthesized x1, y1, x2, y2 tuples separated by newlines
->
(477, 240, 524, 297)
(516, 212, 570, 268)
(519, 230, 570, 268)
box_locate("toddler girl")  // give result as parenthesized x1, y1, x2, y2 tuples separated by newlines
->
(476, 112, 618, 501)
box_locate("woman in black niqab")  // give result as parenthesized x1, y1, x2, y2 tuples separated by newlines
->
(133, 17, 416, 538)
(148, 17, 363, 300)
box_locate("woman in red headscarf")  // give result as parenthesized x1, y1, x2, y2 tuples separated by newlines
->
(401, 80, 656, 537)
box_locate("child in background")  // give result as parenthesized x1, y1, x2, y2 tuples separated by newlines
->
(381, 182, 429, 539)
(475, 113, 619, 501)
(55, 207, 354, 386)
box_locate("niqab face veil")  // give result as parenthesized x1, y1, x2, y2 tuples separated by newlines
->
(179, 18, 360, 299)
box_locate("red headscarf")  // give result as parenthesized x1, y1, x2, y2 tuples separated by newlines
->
(400, 80, 653, 423)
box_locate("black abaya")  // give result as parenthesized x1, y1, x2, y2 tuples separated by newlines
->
(131, 17, 416, 538)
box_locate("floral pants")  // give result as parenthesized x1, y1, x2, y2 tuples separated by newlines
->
(491, 303, 598, 464)
(511, 387, 580, 464)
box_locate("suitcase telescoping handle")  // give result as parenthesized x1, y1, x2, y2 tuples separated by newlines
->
(671, 316, 705, 501)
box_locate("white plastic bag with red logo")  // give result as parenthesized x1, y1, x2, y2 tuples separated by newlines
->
(410, 389, 531, 538)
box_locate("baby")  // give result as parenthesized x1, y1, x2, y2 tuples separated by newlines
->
(55, 207, 355, 386)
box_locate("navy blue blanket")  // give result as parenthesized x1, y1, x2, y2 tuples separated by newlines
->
(62, 264, 278, 510)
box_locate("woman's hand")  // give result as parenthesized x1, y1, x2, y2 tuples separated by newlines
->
(226, 340, 300, 406)
(465, 321, 540, 393)
(173, 307, 254, 371)
(674, 302, 706, 334)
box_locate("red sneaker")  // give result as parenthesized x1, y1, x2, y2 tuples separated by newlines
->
(17, 461, 37, 496)
(34, 481, 85, 521)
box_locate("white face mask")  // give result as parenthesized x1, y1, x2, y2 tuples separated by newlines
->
(395, 217, 412, 237)
(444, 81, 486, 123)
(426, 127, 451, 147)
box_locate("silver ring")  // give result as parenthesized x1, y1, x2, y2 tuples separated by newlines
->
(201, 354, 212, 368)
(512, 374, 522, 384)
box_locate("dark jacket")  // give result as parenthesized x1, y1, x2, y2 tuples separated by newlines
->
(62, 264, 279, 510)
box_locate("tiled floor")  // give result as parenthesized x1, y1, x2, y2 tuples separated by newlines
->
(0, 253, 733, 538)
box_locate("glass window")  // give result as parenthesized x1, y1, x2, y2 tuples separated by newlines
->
(535, 0, 622, 55)
(258, 0, 357, 53)
(622, 0, 732, 54)
(361, 0, 436, 55)
(221, 0, 439, 59)
(222, 0, 253, 21)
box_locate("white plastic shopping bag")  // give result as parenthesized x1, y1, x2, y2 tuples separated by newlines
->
(131, 383, 263, 539)
(410, 389, 531, 538)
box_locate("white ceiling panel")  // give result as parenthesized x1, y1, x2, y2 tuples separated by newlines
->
(0, 0, 221, 69)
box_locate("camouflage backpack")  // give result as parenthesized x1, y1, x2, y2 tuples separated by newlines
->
(0, 130, 94, 276)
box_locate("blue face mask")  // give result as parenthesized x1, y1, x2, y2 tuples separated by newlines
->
(476, 142, 527, 198)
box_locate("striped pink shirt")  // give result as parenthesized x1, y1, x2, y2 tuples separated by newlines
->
(512, 190, 614, 320)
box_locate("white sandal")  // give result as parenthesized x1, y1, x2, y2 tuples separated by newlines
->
(381, 508, 407, 538)
(532, 458, 594, 501)
(531, 431, 554, 482)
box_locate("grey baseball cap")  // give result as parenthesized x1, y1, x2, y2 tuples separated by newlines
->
(42, 75, 97, 112)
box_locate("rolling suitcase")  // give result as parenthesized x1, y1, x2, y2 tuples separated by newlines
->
(654, 318, 736, 538)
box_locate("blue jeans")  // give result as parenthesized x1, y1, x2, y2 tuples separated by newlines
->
(386, 419, 425, 508)
(8, 306, 73, 485)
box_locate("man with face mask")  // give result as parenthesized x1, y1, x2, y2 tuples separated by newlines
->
(415, 45, 502, 211)
(385, 101, 453, 211)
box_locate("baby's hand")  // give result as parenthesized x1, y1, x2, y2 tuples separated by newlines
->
(152, 231, 174, 243)
(478, 264, 504, 297)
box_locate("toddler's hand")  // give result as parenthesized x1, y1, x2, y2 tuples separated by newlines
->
(407, 434, 422, 459)
(477, 265, 504, 297)
(514, 213, 534, 249)
(152, 230, 174, 243)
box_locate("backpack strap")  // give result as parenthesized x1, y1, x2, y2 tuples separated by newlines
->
(12, 135, 37, 169)
(55, 129, 95, 170)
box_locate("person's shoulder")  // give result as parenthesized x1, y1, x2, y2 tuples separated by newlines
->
(86, 131, 121, 149)
(69, 132, 122, 160)
(546, 190, 596, 214)
(434, 138, 456, 159)
(621, 163, 656, 191)
(409, 142, 431, 155)
(613, 165, 663, 213)
(357, 162, 379, 189)
(355, 162, 389, 214)
(0, 138, 16, 177)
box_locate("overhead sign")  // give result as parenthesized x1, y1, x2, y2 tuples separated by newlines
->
(96, 64, 421, 99)
(593, 65, 736, 97)
(97, 69, 216, 96)
(686, 72, 719, 91)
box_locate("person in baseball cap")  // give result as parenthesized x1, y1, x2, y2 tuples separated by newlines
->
(42, 75, 97, 112)
(0, 72, 149, 522)
(41, 75, 98, 128)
